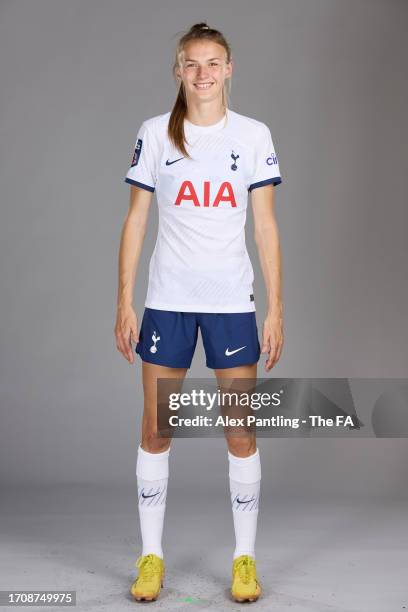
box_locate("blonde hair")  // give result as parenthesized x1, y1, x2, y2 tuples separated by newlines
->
(168, 22, 232, 158)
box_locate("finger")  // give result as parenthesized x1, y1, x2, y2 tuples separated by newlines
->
(118, 328, 133, 363)
(117, 333, 130, 362)
(270, 342, 279, 364)
(130, 325, 139, 345)
(264, 348, 271, 371)
(128, 327, 138, 364)
(115, 329, 126, 354)
(266, 358, 275, 371)
(124, 331, 134, 363)
(272, 334, 283, 363)
(262, 333, 272, 355)
(265, 345, 277, 371)
(126, 344, 134, 364)
(275, 339, 284, 362)
(128, 348, 134, 364)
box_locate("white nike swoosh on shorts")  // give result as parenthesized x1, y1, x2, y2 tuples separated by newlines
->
(225, 346, 246, 356)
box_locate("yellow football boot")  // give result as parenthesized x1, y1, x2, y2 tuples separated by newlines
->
(231, 554, 262, 602)
(130, 553, 165, 602)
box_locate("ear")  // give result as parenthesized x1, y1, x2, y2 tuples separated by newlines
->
(226, 58, 233, 78)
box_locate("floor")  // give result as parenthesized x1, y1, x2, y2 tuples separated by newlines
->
(1, 484, 406, 611)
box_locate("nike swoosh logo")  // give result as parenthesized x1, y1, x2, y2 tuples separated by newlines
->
(166, 157, 184, 165)
(142, 492, 160, 499)
(225, 346, 246, 356)
(237, 497, 255, 504)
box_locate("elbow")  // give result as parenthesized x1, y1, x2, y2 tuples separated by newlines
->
(125, 212, 148, 235)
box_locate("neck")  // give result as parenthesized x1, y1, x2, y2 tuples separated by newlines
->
(185, 101, 227, 127)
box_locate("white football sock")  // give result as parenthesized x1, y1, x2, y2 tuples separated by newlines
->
(228, 447, 261, 560)
(136, 444, 170, 559)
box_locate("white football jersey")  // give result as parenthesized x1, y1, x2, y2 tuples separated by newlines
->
(123, 108, 282, 313)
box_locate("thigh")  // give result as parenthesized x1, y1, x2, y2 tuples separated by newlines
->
(214, 362, 257, 380)
(141, 360, 188, 452)
(200, 311, 261, 370)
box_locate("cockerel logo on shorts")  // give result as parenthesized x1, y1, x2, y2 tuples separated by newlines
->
(149, 330, 160, 353)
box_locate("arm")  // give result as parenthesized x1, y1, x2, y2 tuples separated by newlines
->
(251, 183, 284, 372)
(115, 185, 153, 363)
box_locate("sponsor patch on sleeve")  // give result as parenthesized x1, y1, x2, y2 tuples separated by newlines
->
(266, 152, 278, 166)
(131, 138, 143, 167)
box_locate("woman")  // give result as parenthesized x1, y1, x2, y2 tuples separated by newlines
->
(115, 22, 284, 603)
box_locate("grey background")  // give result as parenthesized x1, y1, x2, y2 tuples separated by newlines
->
(1, 2, 408, 610)
(1, 0, 407, 490)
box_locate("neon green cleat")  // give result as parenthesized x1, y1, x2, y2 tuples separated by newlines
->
(130, 553, 165, 602)
(231, 554, 262, 602)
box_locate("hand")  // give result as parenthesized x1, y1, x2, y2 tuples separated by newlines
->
(261, 311, 284, 372)
(115, 304, 138, 363)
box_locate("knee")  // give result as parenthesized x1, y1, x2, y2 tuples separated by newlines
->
(141, 432, 171, 454)
(226, 437, 256, 458)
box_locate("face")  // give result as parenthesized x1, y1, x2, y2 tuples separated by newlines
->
(176, 40, 232, 104)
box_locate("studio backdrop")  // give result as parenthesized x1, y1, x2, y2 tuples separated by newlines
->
(0, 0, 407, 499)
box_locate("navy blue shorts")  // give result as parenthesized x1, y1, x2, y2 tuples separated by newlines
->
(135, 307, 261, 369)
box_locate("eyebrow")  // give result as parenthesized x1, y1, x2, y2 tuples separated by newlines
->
(184, 57, 222, 62)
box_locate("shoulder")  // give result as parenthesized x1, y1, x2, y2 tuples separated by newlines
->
(141, 111, 171, 136)
(227, 109, 271, 146)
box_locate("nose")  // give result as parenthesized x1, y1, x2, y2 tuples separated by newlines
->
(197, 66, 209, 79)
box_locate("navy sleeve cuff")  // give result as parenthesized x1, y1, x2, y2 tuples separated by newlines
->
(248, 177, 282, 192)
(124, 177, 155, 192)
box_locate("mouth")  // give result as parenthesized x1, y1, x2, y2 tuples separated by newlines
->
(194, 82, 214, 90)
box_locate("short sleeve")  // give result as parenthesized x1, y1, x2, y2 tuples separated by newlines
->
(248, 123, 282, 192)
(123, 121, 159, 192)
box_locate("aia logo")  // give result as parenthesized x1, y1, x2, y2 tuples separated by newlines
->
(175, 181, 237, 207)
